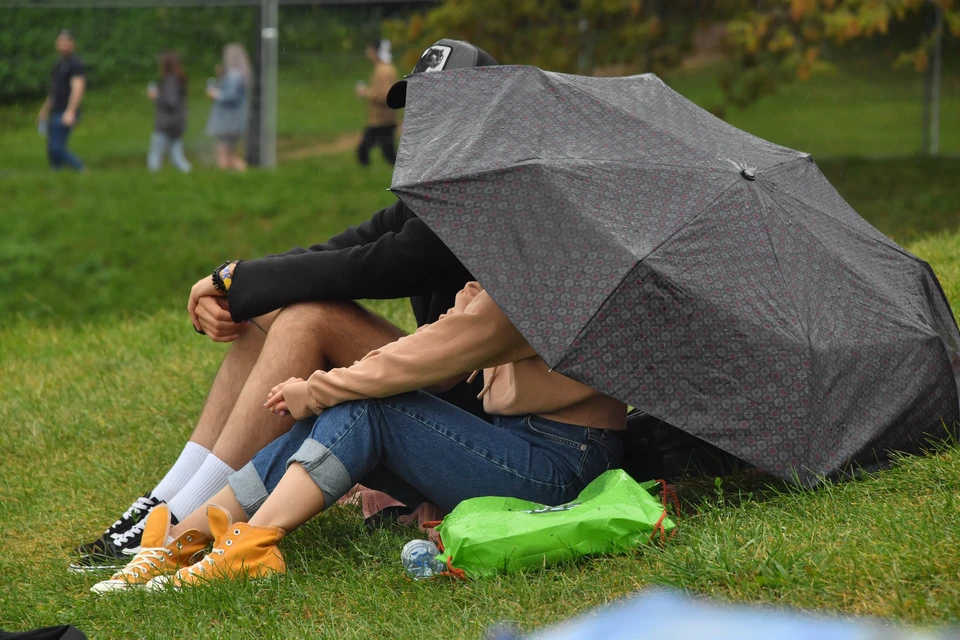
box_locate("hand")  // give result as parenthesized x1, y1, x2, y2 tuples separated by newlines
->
(355, 85, 368, 98)
(196, 296, 246, 342)
(36, 111, 48, 124)
(206, 88, 219, 100)
(264, 377, 306, 417)
(62, 111, 75, 127)
(147, 87, 159, 100)
(187, 275, 243, 341)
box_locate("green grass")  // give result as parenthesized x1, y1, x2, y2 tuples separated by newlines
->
(3, 308, 960, 636)
(664, 55, 960, 157)
(3, 54, 960, 637)
(2, 305, 960, 636)
(0, 154, 397, 324)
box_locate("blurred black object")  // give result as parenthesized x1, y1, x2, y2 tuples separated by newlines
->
(619, 410, 746, 483)
(0, 626, 87, 640)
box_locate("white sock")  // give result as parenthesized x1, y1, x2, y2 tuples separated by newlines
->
(167, 454, 236, 521)
(151, 442, 211, 503)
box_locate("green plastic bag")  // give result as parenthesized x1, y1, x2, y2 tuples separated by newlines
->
(434, 469, 676, 578)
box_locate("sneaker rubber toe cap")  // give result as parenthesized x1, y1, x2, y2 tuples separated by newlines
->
(90, 579, 133, 595)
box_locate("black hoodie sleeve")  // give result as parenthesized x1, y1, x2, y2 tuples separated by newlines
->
(226, 201, 473, 321)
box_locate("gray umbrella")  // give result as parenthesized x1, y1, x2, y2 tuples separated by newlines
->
(390, 65, 960, 485)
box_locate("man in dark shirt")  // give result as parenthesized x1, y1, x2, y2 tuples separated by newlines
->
(37, 30, 85, 171)
(71, 39, 499, 572)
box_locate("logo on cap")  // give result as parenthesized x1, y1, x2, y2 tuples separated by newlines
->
(413, 45, 453, 74)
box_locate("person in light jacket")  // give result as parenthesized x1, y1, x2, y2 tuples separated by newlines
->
(147, 51, 191, 173)
(355, 39, 399, 166)
(205, 44, 250, 172)
(91, 280, 627, 592)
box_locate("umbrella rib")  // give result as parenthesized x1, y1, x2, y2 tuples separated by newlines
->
(551, 73, 723, 167)
(637, 179, 740, 262)
(553, 253, 640, 371)
(760, 154, 813, 174)
(659, 78, 807, 173)
(765, 193, 937, 336)
(752, 188, 814, 354)
(391, 158, 730, 192)
(553, 178, 740, 367)
(760, 167, 917, 263)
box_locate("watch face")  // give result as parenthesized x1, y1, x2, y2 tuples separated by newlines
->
(413, 45, 453, 74)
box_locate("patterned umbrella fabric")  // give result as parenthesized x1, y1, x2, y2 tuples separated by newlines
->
(390, 65, 960, 484)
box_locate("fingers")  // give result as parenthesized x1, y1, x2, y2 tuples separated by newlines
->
(195, 296, 242, 341)
(264, 390, 288, 416)
(187, 288, 201, 332)
(265, 378, 293, 407)
(265, 388, 282, 408)
(265, 377, 304, 412)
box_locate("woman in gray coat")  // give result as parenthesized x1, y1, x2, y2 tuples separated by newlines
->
(147, 51, 191, 173)
(205, 44, 251, 172)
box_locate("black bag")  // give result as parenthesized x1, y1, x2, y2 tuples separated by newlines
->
(618, 410, 746, 483)
(0, 627, 87, 640)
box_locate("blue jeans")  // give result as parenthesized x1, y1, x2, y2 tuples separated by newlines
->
(229, 391, 623, 517)
(47, 112, 84, 171)
(147, 131, 192, 173)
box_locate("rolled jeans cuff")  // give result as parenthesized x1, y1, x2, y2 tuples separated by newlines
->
(228, 462, 270, 520)
(287, 438, 352, 508)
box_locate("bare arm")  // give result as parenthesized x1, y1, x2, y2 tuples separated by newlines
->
(65, 76, 85, 114)
(61, 77, 85, 126)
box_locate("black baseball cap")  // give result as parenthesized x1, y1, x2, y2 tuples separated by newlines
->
(386, 39, 497, 110)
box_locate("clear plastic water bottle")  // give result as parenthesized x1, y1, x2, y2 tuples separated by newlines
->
(401, 539, 446, 580)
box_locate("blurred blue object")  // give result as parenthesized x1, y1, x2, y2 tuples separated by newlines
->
(500, 591, 948, 640)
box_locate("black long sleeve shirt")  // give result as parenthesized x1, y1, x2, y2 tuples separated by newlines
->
(229, 200, 473, 325)
(227, 200, 487, 417)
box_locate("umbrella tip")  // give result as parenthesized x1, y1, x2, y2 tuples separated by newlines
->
(740, 167, 756, 181)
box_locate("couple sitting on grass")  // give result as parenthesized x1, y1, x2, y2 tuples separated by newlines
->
(81, 39, 628, 593)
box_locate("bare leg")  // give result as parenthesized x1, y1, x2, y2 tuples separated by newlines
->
(215, 142, 231, 170)
(248, 464, 324, 532)
(189, 311, 279, 450)
(230, 153, 247, 172)
(172, 486, 246, 540)
(162, 301, 401, 526)
(208, 301, 403, 470)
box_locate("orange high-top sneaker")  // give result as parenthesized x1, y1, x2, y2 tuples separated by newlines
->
(90, 504, 208, 594)
(147, 504, 285, 590)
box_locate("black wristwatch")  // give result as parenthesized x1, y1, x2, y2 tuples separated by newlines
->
(212, 260, 237, 295)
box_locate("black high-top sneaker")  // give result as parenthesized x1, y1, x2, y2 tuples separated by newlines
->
(69, 494, 168, 572)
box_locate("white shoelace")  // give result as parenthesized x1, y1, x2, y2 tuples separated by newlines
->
(113, 547, 172, 580)
(105, 496, 155, 534)
(184, 548, 225, 578)
(111, 517, 149, 546)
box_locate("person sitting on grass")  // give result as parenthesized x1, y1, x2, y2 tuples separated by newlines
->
(91, 281, 626, 592)
(70, 39, 502, 574)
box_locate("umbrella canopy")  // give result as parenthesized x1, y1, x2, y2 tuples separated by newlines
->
(390, 65, 960, 484)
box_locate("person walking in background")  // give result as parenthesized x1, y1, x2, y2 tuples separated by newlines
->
(36, 29, 86, 172)
(205, 44, 251, 172)
(147, 51, 192, 173)
(355, 39, 398, 166)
